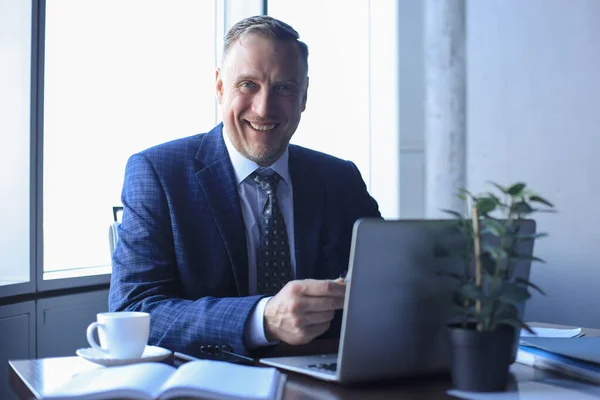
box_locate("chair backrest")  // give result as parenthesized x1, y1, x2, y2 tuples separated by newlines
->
(109, 206, 123, 256)
(109, 222, 120, 256)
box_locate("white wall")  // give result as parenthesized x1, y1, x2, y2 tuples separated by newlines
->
(466, 0, 600, 328)
(397, 0, 425, 218)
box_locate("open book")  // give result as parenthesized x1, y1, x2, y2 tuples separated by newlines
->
(42, 359, 286, 400)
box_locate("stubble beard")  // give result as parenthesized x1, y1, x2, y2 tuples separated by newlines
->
(232, 135, 284, 166)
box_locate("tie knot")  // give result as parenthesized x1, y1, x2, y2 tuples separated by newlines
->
(251, 171, 281, 195)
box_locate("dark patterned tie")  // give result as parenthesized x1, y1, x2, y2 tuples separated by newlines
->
(251, 171, 292, 295)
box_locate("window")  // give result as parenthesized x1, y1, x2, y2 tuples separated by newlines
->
(42, 0, 218, 279)
(268, 0, 372, 188)
(0, 0, 32, 287)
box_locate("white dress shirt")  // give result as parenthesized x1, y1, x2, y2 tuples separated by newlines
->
(222, 129, 296, 348)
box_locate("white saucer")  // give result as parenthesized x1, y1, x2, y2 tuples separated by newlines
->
(76, 345, 172, 366)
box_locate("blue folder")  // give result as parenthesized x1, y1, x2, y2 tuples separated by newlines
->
(517, 345, 600, 384)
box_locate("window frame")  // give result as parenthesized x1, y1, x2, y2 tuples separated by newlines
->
(34, 0, 111, 292)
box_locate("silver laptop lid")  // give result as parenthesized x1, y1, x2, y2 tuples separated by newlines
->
(336, 218, 535, 383)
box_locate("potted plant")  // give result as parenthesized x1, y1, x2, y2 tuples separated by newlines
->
(442, 182, 555, 392)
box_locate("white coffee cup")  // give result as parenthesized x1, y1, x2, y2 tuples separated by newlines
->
(86, 311, 150, 359)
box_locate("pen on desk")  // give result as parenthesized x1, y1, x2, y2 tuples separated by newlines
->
(174, 352, 199, 362)
(221, 349, 254, 362)
(174, 350, 254, 363)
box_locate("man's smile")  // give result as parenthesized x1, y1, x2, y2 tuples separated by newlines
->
(246, 121, 279, 132)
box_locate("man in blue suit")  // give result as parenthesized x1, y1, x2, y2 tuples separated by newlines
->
(109, 15, 381, 358)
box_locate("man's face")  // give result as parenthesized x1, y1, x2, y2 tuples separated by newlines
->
(216, 34, 308, 166)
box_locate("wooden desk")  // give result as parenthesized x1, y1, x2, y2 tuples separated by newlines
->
(9, 325, 600, 400)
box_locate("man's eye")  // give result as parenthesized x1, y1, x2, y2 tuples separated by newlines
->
(276, 84, 296, 95)
(239, 82, 257, 92)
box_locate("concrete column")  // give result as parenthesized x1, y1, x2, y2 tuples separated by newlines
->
(424, 0, 466, 217)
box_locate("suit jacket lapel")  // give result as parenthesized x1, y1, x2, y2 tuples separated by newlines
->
(194, 125, 249, 296)
(289, 146, 323, 280)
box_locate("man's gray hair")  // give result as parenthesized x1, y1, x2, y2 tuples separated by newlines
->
(223, 15, 308, 71)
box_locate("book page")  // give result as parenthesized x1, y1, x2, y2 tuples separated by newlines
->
(160, 359, 283, 400)
(44, 362, 176, 400)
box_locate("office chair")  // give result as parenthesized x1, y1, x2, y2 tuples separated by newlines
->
(109, 206, 123, 256)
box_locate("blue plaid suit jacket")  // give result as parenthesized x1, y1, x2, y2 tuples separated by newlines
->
(109, 123, 380, 357)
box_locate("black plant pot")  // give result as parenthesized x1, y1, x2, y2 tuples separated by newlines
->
(447, 323, 515, 392)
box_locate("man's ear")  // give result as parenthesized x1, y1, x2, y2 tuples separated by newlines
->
(215, 68, 224, 105)
(301, 76, 309, 112)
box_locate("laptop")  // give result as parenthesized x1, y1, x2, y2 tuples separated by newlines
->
(259, 218, 536, 383)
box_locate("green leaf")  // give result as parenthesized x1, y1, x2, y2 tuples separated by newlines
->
(487, 181, 508, 194)
(451, 304, 478, 319)
(453, 291, 470, 308)
(490, 302, 532, 332)
(457, 282, 486, 301)
(480, 253, 497, 275)
(457, 193, 467, 201)
(457, 188, 474, 198)
(453, 281, 480, 306)
(530, 195, 554, 208)
(482, 243, 508, 261)
(521, 322, 535, 335)
(507, 183, 526, 196)
(482, 219, 507, 236)
(480, 298, 495, 320)
(487, 275, 504, 298)
(513, 201, 535, 215)
(510, 254, 546, 263)
(457, 220, 474, 234)
(532, 208, 558, 213)
(493, 301, 519, 320)
(515, 232, 549, 240)
(441, 209, 464, 219)
(494, 317, 533, 334)
(483, 193, 502, 205)
(498, 283, 531, 305)
(485, 192, 504, 206)
(515, 277, 546, 296)
(476, 197, 497, 214)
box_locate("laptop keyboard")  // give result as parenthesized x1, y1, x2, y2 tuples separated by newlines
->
(308, 362, 338, 372)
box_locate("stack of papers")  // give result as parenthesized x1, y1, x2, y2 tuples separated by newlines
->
(519, 337, 600, 365)
(516, 336, 600, 386)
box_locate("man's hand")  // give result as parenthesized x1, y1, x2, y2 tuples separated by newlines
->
(263, 279, 346, 345)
